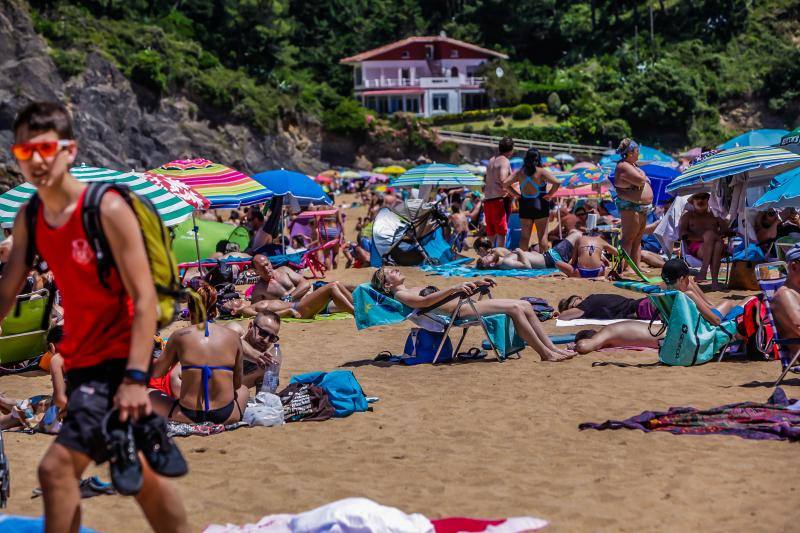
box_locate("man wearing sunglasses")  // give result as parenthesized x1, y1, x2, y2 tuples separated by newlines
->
(222, 310, 282, 389)
(0, 102, 188, 531)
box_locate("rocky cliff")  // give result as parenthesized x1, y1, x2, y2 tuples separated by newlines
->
(0, 0, 323, 193)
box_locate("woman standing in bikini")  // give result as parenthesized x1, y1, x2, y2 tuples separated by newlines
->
(614, 138, 653, 271)
(508, 148, 562, 252)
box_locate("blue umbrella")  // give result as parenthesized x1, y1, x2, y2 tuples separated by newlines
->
(509, 157, 523, 171)
(753, 167, 800, 210)
(718, 129, 790, 150)
(251, 169, 332, 205)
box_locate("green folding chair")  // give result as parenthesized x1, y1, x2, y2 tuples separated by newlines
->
(0, 289, 52, 365)
(614, 246, 663, 284)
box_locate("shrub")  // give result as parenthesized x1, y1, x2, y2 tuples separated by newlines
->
(127, 49, 168, 95)
(493, 115, 505, 127)
(50, 48, 85, 79)
(546, 92, 562, 115)
(462, 124, 474, 133)
(322, 98, 369, 137)
(532, 103, 548, 114)
(511, 104, 533, 120)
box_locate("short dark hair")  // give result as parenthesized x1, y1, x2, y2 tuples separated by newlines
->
(473, 236, 492, 252)
(499, 136, 514, 154)
(256, 310, 281, 326)
(13, 101, 74, 141)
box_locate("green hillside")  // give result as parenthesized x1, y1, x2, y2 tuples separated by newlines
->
(28, 0, 800, 149)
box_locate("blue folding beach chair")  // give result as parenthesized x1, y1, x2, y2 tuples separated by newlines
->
(754, 262, 800, 386)
(353, 284, 524, 363)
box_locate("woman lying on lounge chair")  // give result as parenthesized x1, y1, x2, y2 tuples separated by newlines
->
(371, 268, 575, 362)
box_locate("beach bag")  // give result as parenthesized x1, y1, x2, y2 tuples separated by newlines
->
(653, 292, 736, 366)
(278, 383, 334, 422)
(736, 296, 780, 360)
(402, 328, 453, 365)
(520, 296, 554, 321)
(203, 262, 239, 287)
(244, 392, 285, 427)
(728, 261, 760, 291)
(290, 370, 369, 417)
(25, 183, 201, 329)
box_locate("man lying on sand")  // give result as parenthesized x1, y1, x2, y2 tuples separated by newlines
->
(771, 244, 800, 368)
(150, 283, 249, 425)
(371, 267, 575, 362)
(473, 233, 577, 274)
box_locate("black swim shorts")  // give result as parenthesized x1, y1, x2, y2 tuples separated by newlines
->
(56, 359, 126, 464)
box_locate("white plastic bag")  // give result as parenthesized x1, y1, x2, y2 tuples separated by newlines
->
(243, 392, 284, 427)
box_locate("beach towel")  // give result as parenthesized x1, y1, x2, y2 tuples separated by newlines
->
(420, 258, 557, 278)
(282, 312, 352, 323)
(202, 497, 548, 533)
(0, 516, 100, 533)
(556, 318, 661, 327)
(167, 421, 247, 438)
(580, 388, 800, 441)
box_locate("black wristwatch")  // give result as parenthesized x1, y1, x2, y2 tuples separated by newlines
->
(123, 368, 150, 385)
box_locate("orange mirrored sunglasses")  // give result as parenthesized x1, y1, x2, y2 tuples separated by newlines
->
(11, 140, 73, 161)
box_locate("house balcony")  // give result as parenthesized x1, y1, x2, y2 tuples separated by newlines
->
(356, 76, 485, 91)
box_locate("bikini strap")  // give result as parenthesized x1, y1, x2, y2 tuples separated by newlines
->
(181, 364, 234, 411)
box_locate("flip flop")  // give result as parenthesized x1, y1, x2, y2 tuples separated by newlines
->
(134, 413, 188, 478)
(459, 347, 487, 360)
(102, 410, 142, 496)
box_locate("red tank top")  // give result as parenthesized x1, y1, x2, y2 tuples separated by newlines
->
(36, 188, 133, 371)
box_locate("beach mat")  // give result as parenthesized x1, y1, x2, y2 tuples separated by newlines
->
(0, 516, 99, 533)
(421, 258, 558, 278)
(167, 421, 247, 438)
(556, 318, 661, 327)
(580, 387, 800, 441)
(282, 312, 352, 323)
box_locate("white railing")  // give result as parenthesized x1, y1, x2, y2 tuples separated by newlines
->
(358, 76, 485, 90)
(436, 130, 609, 157)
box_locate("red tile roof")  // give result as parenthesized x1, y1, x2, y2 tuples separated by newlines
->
(340, 36, 508, 64)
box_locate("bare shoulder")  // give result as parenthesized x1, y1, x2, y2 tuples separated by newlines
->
(774, 285, 800, 306)
(221, 320, 247, 336)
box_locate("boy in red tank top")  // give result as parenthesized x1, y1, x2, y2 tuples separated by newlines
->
(0, 102, 188, 531)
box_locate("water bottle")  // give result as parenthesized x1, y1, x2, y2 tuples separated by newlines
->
(260, 343, 282, 394)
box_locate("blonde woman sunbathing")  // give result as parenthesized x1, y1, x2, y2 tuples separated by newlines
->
(371, 267, 575, 362)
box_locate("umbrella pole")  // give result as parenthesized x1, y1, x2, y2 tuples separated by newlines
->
(558, 201, 563, 240)
(282, 205, 287, 255)
(192, 212, 204, 276)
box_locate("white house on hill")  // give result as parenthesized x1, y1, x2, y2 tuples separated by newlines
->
(340, 33, 508, 118)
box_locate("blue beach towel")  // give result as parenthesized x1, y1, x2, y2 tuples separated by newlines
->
(421, 258, 557, 278)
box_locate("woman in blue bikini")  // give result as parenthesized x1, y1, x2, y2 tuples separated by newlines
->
(508, 148, 562, 252)
(614, 138, 653, 272)
(150, 283, 249, 424)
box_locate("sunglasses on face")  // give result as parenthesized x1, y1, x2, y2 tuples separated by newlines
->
(11, 140, 74, 161)
(252, 324, 279, 342)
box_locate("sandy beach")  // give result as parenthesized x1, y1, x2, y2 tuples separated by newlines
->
(2, 201, 799, 532)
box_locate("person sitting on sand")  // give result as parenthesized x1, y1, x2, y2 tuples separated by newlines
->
(223, 311, 282, 389)
(371, 267, 575, 362)
(449, 206, 469, 252)
(150, 283, 249, 424)
(678, 192, 728, 290)
(769, 244, 800, 368)
(561, 232, 617, 278)
(249, 254, 313, 304)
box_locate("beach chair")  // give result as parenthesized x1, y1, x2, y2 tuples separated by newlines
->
(353, 284, 524, 363)
(754, 262, 800, 387)
(0, 289, 52, 365)
(614, 281, 737, 366)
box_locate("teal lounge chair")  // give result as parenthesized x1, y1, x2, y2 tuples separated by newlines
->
(0, 289, 52, 365)
(615, 281, 737, 366)
(353, 284, 524, 363)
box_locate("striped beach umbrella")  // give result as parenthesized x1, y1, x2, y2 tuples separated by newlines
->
(666, 146, 800, 194)
(0, 165, 195, 228)
(389, 163, 483, 188)
(149, 158, 272, 209)
(564, 167, 609, 188)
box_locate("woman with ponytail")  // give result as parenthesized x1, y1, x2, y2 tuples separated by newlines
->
(507, 147, 562, 251)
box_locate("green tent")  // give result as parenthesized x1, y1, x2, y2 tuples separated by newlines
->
(171, 218, 251, 263)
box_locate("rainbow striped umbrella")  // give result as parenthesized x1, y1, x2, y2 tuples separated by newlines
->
(149, 158, 272, 209)
(563, 167, 609, 188)
(0, 165, 195, 228)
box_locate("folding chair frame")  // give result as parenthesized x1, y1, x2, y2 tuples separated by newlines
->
(431, 288, 505, 364)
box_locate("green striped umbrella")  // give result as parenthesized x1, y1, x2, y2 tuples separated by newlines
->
(389, 163, 483, 188)
(0, 165, 195, 228)
(666, 146, 800, 195)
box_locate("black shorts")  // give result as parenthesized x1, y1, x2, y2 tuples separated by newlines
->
(55, 359, 126, 464)
(518, 197, 551, 221)
(544, 238, 574, 268)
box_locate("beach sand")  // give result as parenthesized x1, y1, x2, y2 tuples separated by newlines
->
(2, 199, 799, 532)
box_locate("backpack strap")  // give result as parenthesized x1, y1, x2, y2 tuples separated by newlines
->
(24, 193, 41, 268)
(82, 182, 130, 289)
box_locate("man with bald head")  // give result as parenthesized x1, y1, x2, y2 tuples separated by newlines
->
(249, 254, 313, 304)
